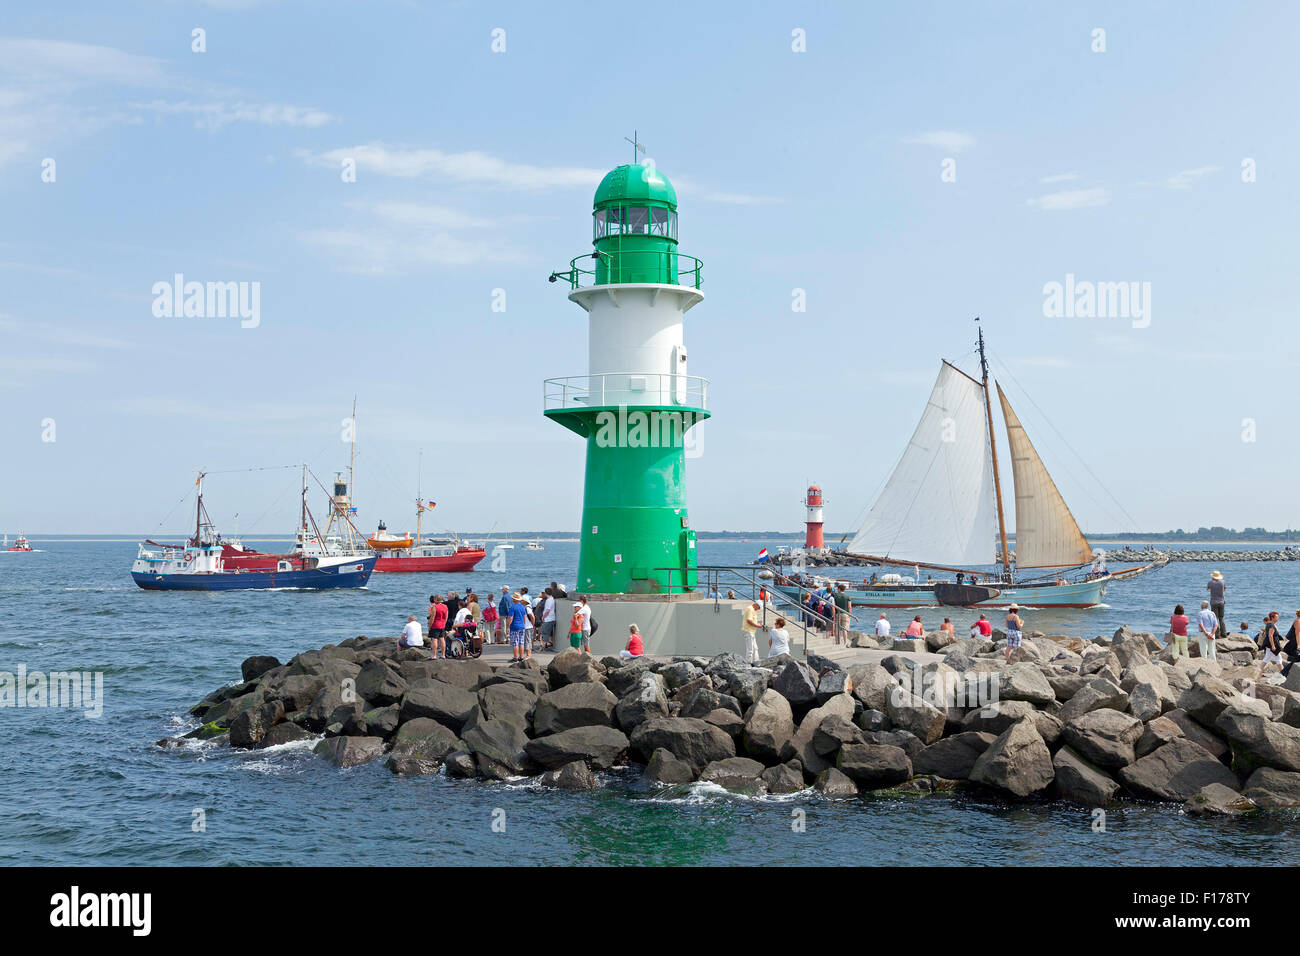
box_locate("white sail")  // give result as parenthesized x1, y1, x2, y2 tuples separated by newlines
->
(996, 383, 1094, 569)
(848, 362, 998, 567)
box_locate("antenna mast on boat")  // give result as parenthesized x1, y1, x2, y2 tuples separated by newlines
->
(977, 320, 1012, 580)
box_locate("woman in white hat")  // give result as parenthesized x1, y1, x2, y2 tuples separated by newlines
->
(1004, 604, 1024, 663)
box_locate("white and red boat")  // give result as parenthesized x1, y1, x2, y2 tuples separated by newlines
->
(4, 534, 33, 552)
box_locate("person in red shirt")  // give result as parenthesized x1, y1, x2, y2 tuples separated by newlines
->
(427, 593, 449, 659)
(976, 613, 993, 638)
(1167, 604, 1190, 659)
(621, 624, 644, 660)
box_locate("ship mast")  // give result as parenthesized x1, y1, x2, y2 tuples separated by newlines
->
(977, 322, 1012, 580)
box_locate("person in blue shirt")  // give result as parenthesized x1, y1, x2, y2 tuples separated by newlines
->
(496, 587, 512, 645)
(508, 591, 535, 661)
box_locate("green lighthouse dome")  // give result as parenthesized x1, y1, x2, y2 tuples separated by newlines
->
(593, 163, 677, 208)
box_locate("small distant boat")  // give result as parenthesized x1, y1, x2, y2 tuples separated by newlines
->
(524, 540, 545, 551)
(132, 473, 375, 591)
(4, 534, 33, 552)
(366, 521, 415, 551)
(494, 543, 515, 551)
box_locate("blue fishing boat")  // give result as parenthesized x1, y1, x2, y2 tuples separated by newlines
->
(130, 472, 376, 591)
(777, 326, 1164, 610)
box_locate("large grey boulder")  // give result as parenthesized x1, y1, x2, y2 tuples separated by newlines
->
(969, 720, 1054, 797)
(532, 681, 618, 736)
(1058, 675, 1128, 724)
(1164, 708, 1231, 762)
(814, 767, 859, 798)
(742, 688, 795, 763)
(1061, 709, 1144, 769)
(761, 760, 806, 794)
(1185, 783, 1256, 818)
(258, 721, 314, 749)
(355, 660, 410, 706)
(659, 661, 701, 692)
(725, 667, 770, 709)
(477, 663, 549, 696)
(679, 687, 742, 720)
(960, 699, 1039, 736)
(1178, 672, 1249, 729)
(399, 681, 478, 733)
(846, 663, 894, 711)
(604, 657, 656, 698)
(1136, 715, 1185, 757)
(1118, 739, 1240, 801)
(478, 682, 538, 727)
(1214, 704, 1300, 774)
(241, 655, 281, 683)
(539, 760, 599, 791)
(1243, 767, 1300, 807)
(546, 649, 606, 688)
(229, 699, 285, 749)
(388, 717, 460, 768)
(1052, 747, 1119, 806)
(913, 732, 996, 780)
(460, 712, 532, 775)
(700, 757, 768, 793)
(314, 735, 385, 768)
(629, 717, 736, 771)
(524, 725, 629, 770)
(884, 687, 946, 744)
(780, 693, 856, 777)
(615, 672, 670, 733)
(999, 663, 1056, 706)
(769, 659, 819, 708)
(837, 742, 912, 789)
(813, 714, 866, 757)
(644, 747, 695, 784)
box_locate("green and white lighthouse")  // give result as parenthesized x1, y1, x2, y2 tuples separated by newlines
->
(547, 156, 709, 595)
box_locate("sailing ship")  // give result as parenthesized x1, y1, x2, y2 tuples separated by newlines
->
(131, 473, 376, 591)
(778, 328, 1164, 609)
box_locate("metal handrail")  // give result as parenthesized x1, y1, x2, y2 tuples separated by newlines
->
(543, 373, 709, 411)
(653, 564, 850, 661)
(549, 250, 703, 290)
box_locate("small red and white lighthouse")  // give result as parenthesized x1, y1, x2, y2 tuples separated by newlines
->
(803, 484, 825, 549)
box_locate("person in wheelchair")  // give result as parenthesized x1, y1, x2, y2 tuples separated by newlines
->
(449, 605, 483, 659)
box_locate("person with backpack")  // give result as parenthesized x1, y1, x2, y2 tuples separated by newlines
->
(496, 587, 511, 645)
(573, 595, 595, 653)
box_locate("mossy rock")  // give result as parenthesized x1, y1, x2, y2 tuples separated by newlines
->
(184, 721, 227, 740)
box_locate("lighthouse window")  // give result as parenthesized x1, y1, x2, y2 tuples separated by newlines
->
(627, 206, 649, 234)
(669, 211, 678, 239)
(650, 207, 669, 236)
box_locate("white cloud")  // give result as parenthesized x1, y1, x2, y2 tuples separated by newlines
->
(302, 143, 605, 190)
(357, 201, 492, 230)
(133, 99, 336, 130)
(1040, 172, 1079, 184)
(1026, 187, 1111, 212)
(0, 38, 165, 84)
(904, 130, 976, 153)
(1166, 165, 1222, 190)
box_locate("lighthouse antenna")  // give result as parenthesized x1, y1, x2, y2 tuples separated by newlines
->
(624, 131, 646, 163)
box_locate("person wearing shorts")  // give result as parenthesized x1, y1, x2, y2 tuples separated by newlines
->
(427, 594, 449, 660)
(568, 606, 584, 649)
(1004, 605, 1023, 664)
(540, 588, 557, 650)
(507, 591, 533, 661)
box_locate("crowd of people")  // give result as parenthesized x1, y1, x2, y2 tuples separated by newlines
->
(395, 580, 647, 662)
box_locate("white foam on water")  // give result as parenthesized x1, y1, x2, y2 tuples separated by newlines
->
(254, 736, 320, 756)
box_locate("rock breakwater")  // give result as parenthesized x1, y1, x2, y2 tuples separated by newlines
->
(167, 629, 1300, 818)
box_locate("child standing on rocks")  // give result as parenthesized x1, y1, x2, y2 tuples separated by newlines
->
(1167, 604, 1190, 659)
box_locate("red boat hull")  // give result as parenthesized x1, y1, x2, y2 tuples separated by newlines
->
(374, 549, 485, 573)
(217, 543, 485, 573)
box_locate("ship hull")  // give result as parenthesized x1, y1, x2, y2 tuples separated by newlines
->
(776, 577, 1107, 610)
(132, 557, 376, 591)
(373, 549, 485, 573)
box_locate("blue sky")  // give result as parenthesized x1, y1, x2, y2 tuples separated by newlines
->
(2, 1, 1297, 536)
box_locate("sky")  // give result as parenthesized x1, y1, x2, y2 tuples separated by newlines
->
(2, 0, 1298, 537)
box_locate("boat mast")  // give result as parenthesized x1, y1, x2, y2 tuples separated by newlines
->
(195, 472, 205, 544)
(415, 449, 423, 543)
(977, 322, 1011, 580)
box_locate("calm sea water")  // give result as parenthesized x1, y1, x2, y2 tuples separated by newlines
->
(1, 538, 1296, 866)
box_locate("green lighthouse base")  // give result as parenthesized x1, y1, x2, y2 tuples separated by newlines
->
(545, 404, 709, 595)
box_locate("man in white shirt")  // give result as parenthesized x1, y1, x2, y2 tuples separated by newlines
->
(1196, 600, 1219, 661)
(541, 589, 557, 649)
(875, 613, 891, 640)
(398, 615, 424, 649)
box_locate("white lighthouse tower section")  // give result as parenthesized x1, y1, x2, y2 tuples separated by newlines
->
(570, 283, 704, 409)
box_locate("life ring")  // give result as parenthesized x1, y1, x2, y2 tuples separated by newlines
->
(183, 551, 194, 562)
